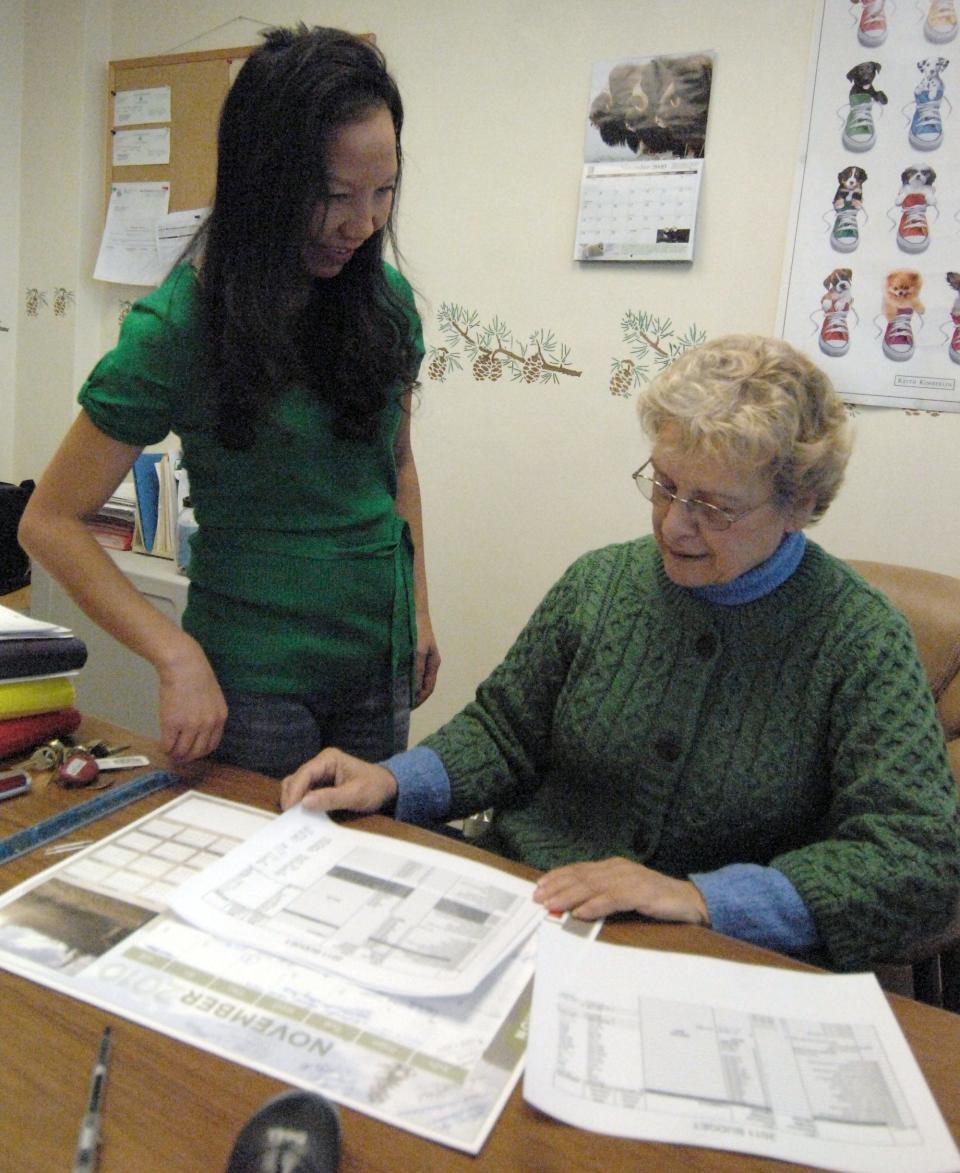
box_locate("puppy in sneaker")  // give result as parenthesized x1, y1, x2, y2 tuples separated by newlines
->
(846, 60, 888, 103)
(822, 268, 855, 313)
(882, 269, 925, 320)
(833, 165, 868, 209)
(916, 56, 949, 99)
(897, 165, 937, 201)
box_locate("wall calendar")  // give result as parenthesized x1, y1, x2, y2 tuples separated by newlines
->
(575, 51, 714, 264)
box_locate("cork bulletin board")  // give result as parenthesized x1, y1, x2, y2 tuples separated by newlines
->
(105, 44, 255, 216)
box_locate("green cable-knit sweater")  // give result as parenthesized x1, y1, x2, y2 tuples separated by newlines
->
(423, 537, 960, 971)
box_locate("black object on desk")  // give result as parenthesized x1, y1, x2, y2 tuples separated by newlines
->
(225, 1089, 342, 1173)
(72, 1025, 111, 1173)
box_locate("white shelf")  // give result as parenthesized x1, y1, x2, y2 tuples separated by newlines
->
(29, 549, 189, 738)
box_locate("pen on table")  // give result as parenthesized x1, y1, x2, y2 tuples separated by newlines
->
(44, 840, 94, 857)
(72, 1025, 112, 1173)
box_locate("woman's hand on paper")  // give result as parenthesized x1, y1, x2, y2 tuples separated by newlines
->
(533, 857, 710, 926)
(157, 633, 228, 762)
(281, 748, 399, 813)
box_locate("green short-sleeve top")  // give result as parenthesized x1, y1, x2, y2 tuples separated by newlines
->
(79, 263, 425, 700)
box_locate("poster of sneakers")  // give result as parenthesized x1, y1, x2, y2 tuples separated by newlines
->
(574, 52, 714, 263)
(778, 0, 960, 411)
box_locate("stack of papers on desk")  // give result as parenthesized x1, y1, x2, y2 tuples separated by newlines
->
(0, 795, 555, 1154)
(167, 804, 545, 998)
(0, 795, 955, 1168)
(0, 605, 73, 641)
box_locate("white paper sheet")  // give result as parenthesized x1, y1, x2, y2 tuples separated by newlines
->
(525, 926, 960, 1173)
(93, 182, 170, 285)
(574, 159, 704, 262)
(156, 208, 209, 278)
(168, 804, 546, 998)
(112, 127, 170, 167)
(0, 603, 72, 640)
(114, 86, 171, 127)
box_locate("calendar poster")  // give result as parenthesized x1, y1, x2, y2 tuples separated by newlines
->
(778, 0, 960, 411)
(575, 51, 714, 263)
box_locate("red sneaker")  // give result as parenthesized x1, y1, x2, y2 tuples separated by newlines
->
(897, 198, 930, 253)
(857, 0, 888, 45)
(882, 309, 915, 360)
(820, 309, 851, 357)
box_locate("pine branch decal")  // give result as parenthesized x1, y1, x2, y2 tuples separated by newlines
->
(428, 303, 581, 384)
(610, 311, 706, 397)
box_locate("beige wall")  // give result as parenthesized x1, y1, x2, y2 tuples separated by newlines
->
(9, 0, 960, 744)
(0, 0, 25, 478)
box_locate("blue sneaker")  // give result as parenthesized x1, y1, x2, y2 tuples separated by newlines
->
(910, 91, 944, 149)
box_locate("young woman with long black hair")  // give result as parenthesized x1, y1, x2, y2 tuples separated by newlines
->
(21, 26, 439, 776)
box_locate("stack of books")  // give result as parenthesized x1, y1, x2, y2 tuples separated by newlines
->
(0, 604, 86, 760)
(84, 486, 137, 551)
(131, 452, 183, 560)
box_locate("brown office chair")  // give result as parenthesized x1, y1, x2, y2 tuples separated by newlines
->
(850, 559, 960, 1012)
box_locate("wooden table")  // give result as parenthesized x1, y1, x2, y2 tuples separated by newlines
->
(2, 716, 959, 1171)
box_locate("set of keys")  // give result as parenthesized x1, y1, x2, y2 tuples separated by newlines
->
(17, 738, 150, 790)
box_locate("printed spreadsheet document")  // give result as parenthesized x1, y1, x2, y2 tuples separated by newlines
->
(525, 926, 960, 1173)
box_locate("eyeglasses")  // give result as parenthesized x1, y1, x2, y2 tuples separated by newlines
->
(632, 460, 771, 533)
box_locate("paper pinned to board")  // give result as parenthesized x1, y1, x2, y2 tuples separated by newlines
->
(114, 86, 171, 127)
(156, 208, 209, 277)
(93, 182, 170, 285)
(94, 190, 207, 287)
(112, 127, 170, 167)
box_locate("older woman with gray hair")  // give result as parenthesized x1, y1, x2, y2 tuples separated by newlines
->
(281, 335, 960, 972)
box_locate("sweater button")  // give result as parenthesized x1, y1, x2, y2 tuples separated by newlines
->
(694, 633, 717, 658)
(654, 734, 682, 762)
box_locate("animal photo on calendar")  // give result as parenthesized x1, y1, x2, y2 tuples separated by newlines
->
(586, 52, 714, 160)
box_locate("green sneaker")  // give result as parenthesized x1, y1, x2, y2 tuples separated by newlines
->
(843, 92, 876, 150)
(831, 206, 860, 252)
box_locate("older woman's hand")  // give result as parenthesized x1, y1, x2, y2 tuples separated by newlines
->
(533, 857, 710, 925)
(280, 748, 398, 814)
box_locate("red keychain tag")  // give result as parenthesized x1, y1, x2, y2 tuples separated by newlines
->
(57, 750, 100, 789)
(0, 770, 31, 801)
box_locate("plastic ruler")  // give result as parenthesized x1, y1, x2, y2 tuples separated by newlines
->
(0, 770, 181, 865)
